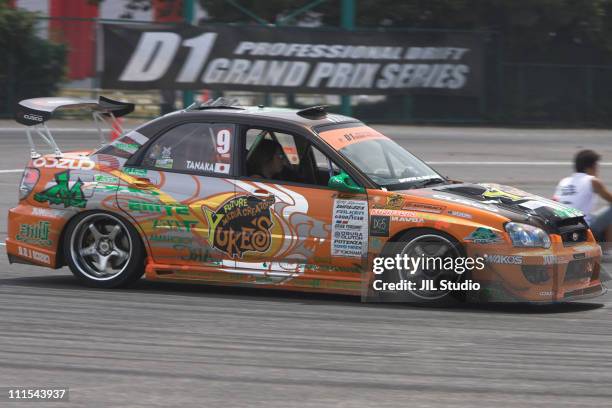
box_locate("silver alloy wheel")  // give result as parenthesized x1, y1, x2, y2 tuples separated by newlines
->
(70, 213, 132, 281)
(397, 234, 462, 300)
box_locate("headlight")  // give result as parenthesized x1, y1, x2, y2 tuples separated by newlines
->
(505, 222, 551, 248)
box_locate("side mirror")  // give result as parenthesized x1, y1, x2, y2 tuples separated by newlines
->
(328, 171, 365, 194)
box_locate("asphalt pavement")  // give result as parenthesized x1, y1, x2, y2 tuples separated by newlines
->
(1, 121, 612, 407)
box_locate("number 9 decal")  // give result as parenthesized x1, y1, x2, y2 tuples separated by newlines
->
(216, 129, 231, 154)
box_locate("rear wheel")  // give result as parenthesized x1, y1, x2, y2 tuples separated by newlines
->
(63, 211, 145, 288)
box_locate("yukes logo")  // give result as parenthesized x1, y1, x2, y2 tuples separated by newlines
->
(203, 195, 274, 258)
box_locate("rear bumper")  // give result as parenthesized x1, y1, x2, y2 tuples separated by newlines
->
(6, 204, 68, 269)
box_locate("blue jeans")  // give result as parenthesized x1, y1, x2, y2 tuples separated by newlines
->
(589, 205, 612, 239)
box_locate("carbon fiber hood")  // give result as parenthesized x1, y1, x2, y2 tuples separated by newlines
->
(421, 183, 585, 232)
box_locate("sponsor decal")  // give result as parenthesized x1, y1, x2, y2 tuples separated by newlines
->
(480, 183, 528, 196)
(433, 194, 499, 213)
(17, 246, 50, 264)
(464, 227, 503, 244)
(332, 199, 368, 258)
(173, 244, 216, 263)
(94, 174, 119, 184)
(34, 171, 87, 208)
(482, 188, 523, 202)
(16, 221, 52, 246)
(371, 208, 419, 217)
(128, 200, 189, 216)
(391, 216, 425, 223)
(543, 255, 559, 265)
(202, 195, 275, 258)
(397, 175, 439, 184)
(32, 207, 65, 218)
(155, 158, 173, 169)
(99, 185, 160, 196)
(402, 202, 445, 213)
(519, 200, 546, 210)
(370, 215, 390, 237)
(320, 128, 387, 150)
(520, 198, 583, 218)
(150, 234, 193, 245)
(148, 145, 174, 168)
(32, 157, 95, 170)
(123, 167, 148, 177)
(572, 245, 599, 253)
(113, 142, 140, 154)
(23, 113, 43, 122)
(553, 207, 583, 219)
(373, 194, 404, 210)
(447, 210, 472, 219)
(484, 254, 523, 265)
(153, 219, 198, 232)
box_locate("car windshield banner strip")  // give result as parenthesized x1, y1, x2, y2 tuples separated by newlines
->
(101, 23, 484, 96)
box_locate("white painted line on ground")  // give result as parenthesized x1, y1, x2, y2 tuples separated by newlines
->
(426, 161, 612, 166)
(0, 169, 23, 174)
(0, 242, 6, 246)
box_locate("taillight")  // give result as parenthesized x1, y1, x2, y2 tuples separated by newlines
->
(19, 167, 39, 200)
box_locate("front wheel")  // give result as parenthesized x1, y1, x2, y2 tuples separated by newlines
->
(380, 229, 466, 305)
(63, 211, 145, 288)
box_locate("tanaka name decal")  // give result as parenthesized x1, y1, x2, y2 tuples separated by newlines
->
(202, 195, 275, 258)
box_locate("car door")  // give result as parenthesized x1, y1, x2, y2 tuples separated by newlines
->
(230, 126, 369, 288)
(116, 121, 238, 271)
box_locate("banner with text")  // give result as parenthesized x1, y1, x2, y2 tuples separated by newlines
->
(101, 24, 484, 95)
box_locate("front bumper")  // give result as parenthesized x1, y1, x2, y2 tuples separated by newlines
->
(468, 240, 607, 302)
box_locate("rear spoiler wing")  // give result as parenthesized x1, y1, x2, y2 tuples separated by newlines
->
(14, 96, 134, 158)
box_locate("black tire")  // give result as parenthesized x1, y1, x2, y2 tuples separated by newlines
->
(63, 211, 145, 288)
(378, 228, 467, 306)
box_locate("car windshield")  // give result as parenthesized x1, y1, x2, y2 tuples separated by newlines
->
(318, 125, 444, 190)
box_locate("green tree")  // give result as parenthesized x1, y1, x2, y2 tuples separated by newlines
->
(0, 2, 66, 116)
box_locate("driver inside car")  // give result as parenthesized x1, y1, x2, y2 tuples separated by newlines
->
(248, 139, 297, 181)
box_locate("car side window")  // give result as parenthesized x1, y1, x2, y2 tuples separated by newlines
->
(142, 123, 234, 175)
(311, 145, 341, 185)
(243, 127, 341, 187)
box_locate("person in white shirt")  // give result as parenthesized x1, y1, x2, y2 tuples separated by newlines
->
(554, 150, 612, 247)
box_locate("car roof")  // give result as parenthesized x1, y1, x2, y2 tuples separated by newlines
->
(160, 105, 361, 130)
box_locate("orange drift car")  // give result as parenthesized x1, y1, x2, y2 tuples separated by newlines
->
(7, 97, 607, 303)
